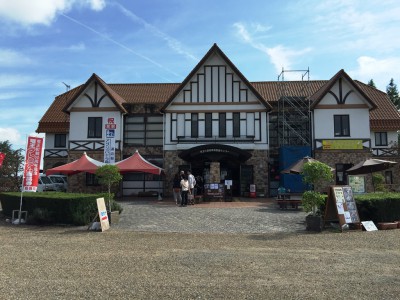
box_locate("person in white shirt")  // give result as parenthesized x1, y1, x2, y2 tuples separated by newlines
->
(187, 170, 196, 196)
(180, 174, 189, 207)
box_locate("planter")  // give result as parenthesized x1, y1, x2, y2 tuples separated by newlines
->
(377, 222, 398, 230)
(108, 211, 120, 225)
(306, 215, 323, 232)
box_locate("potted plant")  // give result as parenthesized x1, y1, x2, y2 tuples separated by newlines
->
(301, 161, 333, 232)
(95, 164, 122, 224)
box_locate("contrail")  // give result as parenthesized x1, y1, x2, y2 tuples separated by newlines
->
(60, 13, 181, 78)
(113, 2, 198, 62)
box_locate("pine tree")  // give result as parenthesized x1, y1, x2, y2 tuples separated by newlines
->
(386, 78, 400, 109)
(367, 79, 376, 88)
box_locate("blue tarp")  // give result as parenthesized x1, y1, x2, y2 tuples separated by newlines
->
(279, 146, 311, 193)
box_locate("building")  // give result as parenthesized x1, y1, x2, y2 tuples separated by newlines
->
(37, 44, 400, 197)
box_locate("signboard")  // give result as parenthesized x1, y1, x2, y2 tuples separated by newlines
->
(322, 140, 363, 150)
(104, 118, 116, 164)
(324, 186, 361, 231)
(361, 221, 378, 231)
(96, 197, 110, 232)
(204, 183, 225, 200)
(0, 152, 5, 168)
(22, 136, 43, 192)
(348, 175, 366, 194)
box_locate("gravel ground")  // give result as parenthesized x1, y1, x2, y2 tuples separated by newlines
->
(0, 219, 399, 299)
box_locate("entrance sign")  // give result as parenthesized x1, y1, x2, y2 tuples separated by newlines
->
(23, 136, 43, 192)
(96, 197, 110, 231)
(104, 118, 116, 164)
(324, 186, 361, 231)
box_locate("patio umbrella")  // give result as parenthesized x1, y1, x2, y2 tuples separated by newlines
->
(46, 152, 105, 175)
(114, 150, 164, 175)
(281, 156, 335, 174)
(346, 158, 397, 175)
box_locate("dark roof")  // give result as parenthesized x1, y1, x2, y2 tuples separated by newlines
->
(36, 72, 400, 133)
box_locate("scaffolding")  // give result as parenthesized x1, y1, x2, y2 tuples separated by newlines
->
(277, 68, 311, 146)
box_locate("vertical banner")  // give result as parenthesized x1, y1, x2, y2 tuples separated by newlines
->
(0, 152, 5, 167)
(104, 118, 116, 164)
(22, 136, 43, 192)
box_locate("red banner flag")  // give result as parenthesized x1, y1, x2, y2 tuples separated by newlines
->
(0, 152, 5, 168)
(22, 137, 43, 192)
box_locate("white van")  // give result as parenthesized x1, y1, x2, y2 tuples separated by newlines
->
(48, 175, 68, 192)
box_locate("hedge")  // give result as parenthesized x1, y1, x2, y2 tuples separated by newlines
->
(0, 192, 122, 226)
(354, 192, 400, 223)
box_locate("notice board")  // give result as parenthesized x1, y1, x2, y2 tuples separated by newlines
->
(324, 186, 360, 230)
(96, 197, 110, 232)
(204, 183, 225, 200)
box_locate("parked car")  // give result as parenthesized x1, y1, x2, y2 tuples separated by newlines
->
(48, 175, 68, 192)
(21, 174, 56, 192)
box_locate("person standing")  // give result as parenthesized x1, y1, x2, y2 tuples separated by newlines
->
(172, 173, 182, 206)
(187, 170, 196, 195)
(180, 174, 189, 207)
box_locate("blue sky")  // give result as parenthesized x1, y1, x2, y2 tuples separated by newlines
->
(1, 0, 400, 151)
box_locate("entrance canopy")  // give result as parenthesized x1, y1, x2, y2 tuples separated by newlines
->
(46, 152, 104, 175)
(178, 144, 252, 162)
(115, 150, 164, 175)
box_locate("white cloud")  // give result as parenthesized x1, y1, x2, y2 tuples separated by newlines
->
(0, 49, 33, 67)
(350, 56, 400, 91)
(0, 127, 21, 145)
(233, 22, 312, 78)
(0, 0, 106, 26)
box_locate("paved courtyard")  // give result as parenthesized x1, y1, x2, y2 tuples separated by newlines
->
(114, 198, 307, 233)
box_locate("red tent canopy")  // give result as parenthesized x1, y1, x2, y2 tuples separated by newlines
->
(46, 152, 105, 175)
(115, 150, 164, 175)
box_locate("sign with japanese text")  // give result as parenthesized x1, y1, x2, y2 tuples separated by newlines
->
(96, 197, 110, 231)
(322, 140, 363, 150)
(23, 136, 43, 192)
(104, 118, 116, 164)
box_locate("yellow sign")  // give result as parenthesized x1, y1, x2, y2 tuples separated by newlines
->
(322, 140, 363, 150)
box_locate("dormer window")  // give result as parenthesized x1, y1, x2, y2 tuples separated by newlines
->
(334, 115, 350, 137)
(375, 132, 388, 146)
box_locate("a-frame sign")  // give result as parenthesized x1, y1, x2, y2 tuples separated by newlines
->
(324, 186, 361, 231)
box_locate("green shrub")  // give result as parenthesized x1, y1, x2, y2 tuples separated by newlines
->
(28, 208, 54, 225)
(372, 173, 386, 192)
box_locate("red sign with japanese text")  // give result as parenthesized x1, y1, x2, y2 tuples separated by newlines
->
(23, 137, 43, 192)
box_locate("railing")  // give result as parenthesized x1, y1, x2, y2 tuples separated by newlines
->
(69, 140, 121, 151)
(371, 147, 400, 157)
(177, 135, 255, 143)
(44, 149, 68, 158)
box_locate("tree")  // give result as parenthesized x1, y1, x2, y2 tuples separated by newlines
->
(386, 78, 400, 110)
(367, 79, 376, 88)
(95, 164, 122, 212)
(0, 140, 24, 192)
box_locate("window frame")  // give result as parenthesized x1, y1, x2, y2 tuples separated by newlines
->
(205, 113, 212, 137)
(191, 113, 198, 138)
(334, 115, 350, 137)
(88, 117, 103, 139)
(54, 134, 66, 148)
(233, 112, 240, 137)
(375, 132, 388, 146)
(219, 113, 226, 137)
(124, 114, 163, 146)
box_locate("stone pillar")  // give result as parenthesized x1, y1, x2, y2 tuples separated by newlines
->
(210, 162, 220, 183)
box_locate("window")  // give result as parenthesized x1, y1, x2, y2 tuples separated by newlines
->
(375, 132, 388, 146)
(205, 113, 212, 137)
(191, 113, 198, 138)
(88, 117, 102, 138)
(334, 115, 350, 137)
(385, 171, 393, 184)
(124, 115, 163, 146)
(233, 113, 240, 137)
(219, 113, 226, 137)
(86, 173, 99, 186)
(54, 134, 66, 148)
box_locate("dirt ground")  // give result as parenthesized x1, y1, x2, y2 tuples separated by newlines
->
(0, 221, 399, 299)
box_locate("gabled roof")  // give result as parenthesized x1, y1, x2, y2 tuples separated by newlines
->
(309, 69, 377, 110)
(160, 43, 272, 111)
(63, 73, 128, 114)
